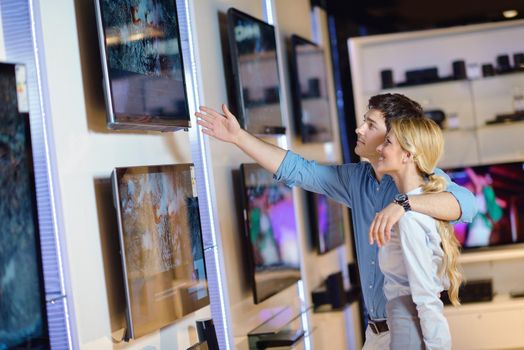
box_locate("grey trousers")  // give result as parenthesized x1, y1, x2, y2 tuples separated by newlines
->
(386, 295, 425, 350)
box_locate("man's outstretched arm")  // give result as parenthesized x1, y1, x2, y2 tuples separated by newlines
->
(196, 104, 286, 174)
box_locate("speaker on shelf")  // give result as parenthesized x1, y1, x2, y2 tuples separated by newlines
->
(326, 271, 347, 309)
(482, 63, 495, 77)
(452, 60, 467, 80)
(380, 69, 394, 89)
(347, 262, 360, 287)
(196, 318, 219, 350)
(514, 52, 524, 70)
(496, 54, 511, 73)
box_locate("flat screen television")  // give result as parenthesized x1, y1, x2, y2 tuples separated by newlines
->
(0, 63, 50, 349)
(288, 35, 333, 143)
(306, 191, 346, 254)
(95, 0, 190, 131)
(112, 164, 209, 339)
(444, 161, 524, 250)
(227, 8, 285, 135)
(239, 163, 301, 304)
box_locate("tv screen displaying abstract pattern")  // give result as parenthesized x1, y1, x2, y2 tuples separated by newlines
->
(445, 162, 524, 250)
(95, 0, 190, 131)
(112, 164, 209, 338)
(288, 35, 333, 143)
(0, 63, 49, 349)
(227, 8, 285, 135)
(307, 192, 346, 254)
(239, 163, 301, 304)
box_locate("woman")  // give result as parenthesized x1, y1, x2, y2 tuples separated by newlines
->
(375, 116, 462, 349)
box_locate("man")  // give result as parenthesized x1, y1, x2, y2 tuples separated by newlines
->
(196, 93, 476, 349)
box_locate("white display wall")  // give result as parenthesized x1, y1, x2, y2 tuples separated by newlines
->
(0, 0, 361, 349)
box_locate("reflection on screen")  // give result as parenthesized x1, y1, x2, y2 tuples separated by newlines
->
(228, 9, 284, 134)
(445, 162, 524, 249)
(115, 164, 209, 338)
(291, 36, 333, 143)
(311, 193, 345, 254)
(0, 63, 48, 349)
(241, 164, 301, 303)
(100, 0, 189, 123)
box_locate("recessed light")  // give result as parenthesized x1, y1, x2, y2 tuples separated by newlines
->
(503, 10, 518, 18)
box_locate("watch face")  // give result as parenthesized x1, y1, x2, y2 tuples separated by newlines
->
(395, 193, 408, 203)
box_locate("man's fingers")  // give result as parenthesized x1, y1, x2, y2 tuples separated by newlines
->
(369, 214, 378, 244)
(201, 128, 214, 136)
(384, 221, 393, 241)
(222, 104, 234, 119)
(195, 112, 216, 124)
(199, 106, 224, 119)
(197, 119, 213, 130)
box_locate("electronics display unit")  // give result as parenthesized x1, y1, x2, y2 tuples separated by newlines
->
(112, 164, 209, 339)
(95, 0, 190, 131)
(0, 63, 50, 349)
(288, 34, 333, 143)
(306, 191, 346, 254)
(239, 163, 301, 304)
(444, 161, 524, 250)
(227, 8, 285, 135)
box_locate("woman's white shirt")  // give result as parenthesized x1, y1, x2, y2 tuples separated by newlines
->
(379, 187, 452, 350)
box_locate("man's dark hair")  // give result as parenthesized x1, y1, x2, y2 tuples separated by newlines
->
(368, 93, 424, 130)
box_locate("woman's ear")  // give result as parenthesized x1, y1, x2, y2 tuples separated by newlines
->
(402, 151, 414, 163)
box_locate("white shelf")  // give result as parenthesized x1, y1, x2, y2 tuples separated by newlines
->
(459, 246, 524, 264)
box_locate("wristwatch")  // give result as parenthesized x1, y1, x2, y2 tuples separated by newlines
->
(394, 193, 411, 212)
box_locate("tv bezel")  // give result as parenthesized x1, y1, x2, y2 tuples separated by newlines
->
(238, 163, 301, 304)
(226, 8, 286, 136)
(288, 34, 333, 143)
(111, 163, 209, 339)
(306, 191, 346, 255)
(94, 0, 191, 132)
(444, 161, 524, 253)
(0, 62, 50, 349)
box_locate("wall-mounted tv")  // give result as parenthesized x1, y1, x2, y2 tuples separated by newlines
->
(444, 162, 524, 250)
(112, 164, 209, 339)
(95, 0, 190, 131)
(306, 191, 346, 254)
(227, 8, 285, 135)
(239, 163, 301, 304)
(0, 63, 50, 349)
(288, 35, 333, 143)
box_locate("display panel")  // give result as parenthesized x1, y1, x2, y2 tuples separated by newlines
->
(0, 63, 50, 349)
(239, 164, 301, 304)
(227, 8, 285, 135)
(112, 164, 209, 339)
(307, 192, 346, 254)
(288, 35, 333, 143)
(95, 0, 190, 131)
(445, 162, 524, 250)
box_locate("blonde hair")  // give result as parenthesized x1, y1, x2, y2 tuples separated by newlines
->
(390, 117, 463, 306)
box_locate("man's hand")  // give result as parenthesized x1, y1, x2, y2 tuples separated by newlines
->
(196, 104, 242, 144)
(369, 202, 404, 247)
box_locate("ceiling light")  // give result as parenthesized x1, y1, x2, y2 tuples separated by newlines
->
(503, 10, 518, 18)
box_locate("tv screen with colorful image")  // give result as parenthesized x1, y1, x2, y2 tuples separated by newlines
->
(288, 35, 333, 143)
(112, 164, 209, 339)
(239, 164, 301, 303)
(0, 63, 49, 349)
(227, 8, 285, 135)
(95, 0, 190, 131)
(445, 162, 524, 250)
(307, 192, 346, 254)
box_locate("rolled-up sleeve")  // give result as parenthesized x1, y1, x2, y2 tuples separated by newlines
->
(435, 168, 478, 223)
(273, 150, 355, 207)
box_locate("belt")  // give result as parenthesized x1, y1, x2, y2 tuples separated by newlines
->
(368, 318, 389, 335)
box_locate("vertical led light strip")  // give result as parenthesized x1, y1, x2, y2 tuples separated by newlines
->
(177, 0, 234, 348)
(0, 0, 76, 349)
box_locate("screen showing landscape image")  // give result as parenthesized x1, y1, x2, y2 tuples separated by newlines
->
(445, 162, 524, 250)
(114, 164, 209, 338)
(99, 0, 189, 125)
(228, 9, 284, 135)
(0, 63, 49, 349)
(241, 164, 301, 303)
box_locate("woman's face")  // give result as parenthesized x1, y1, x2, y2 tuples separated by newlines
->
(376, 131, 407, 174)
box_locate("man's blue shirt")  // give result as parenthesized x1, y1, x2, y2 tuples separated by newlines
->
(274, 151, 476, 320)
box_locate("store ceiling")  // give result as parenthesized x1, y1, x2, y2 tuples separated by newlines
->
(325, 0, 524, 30)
